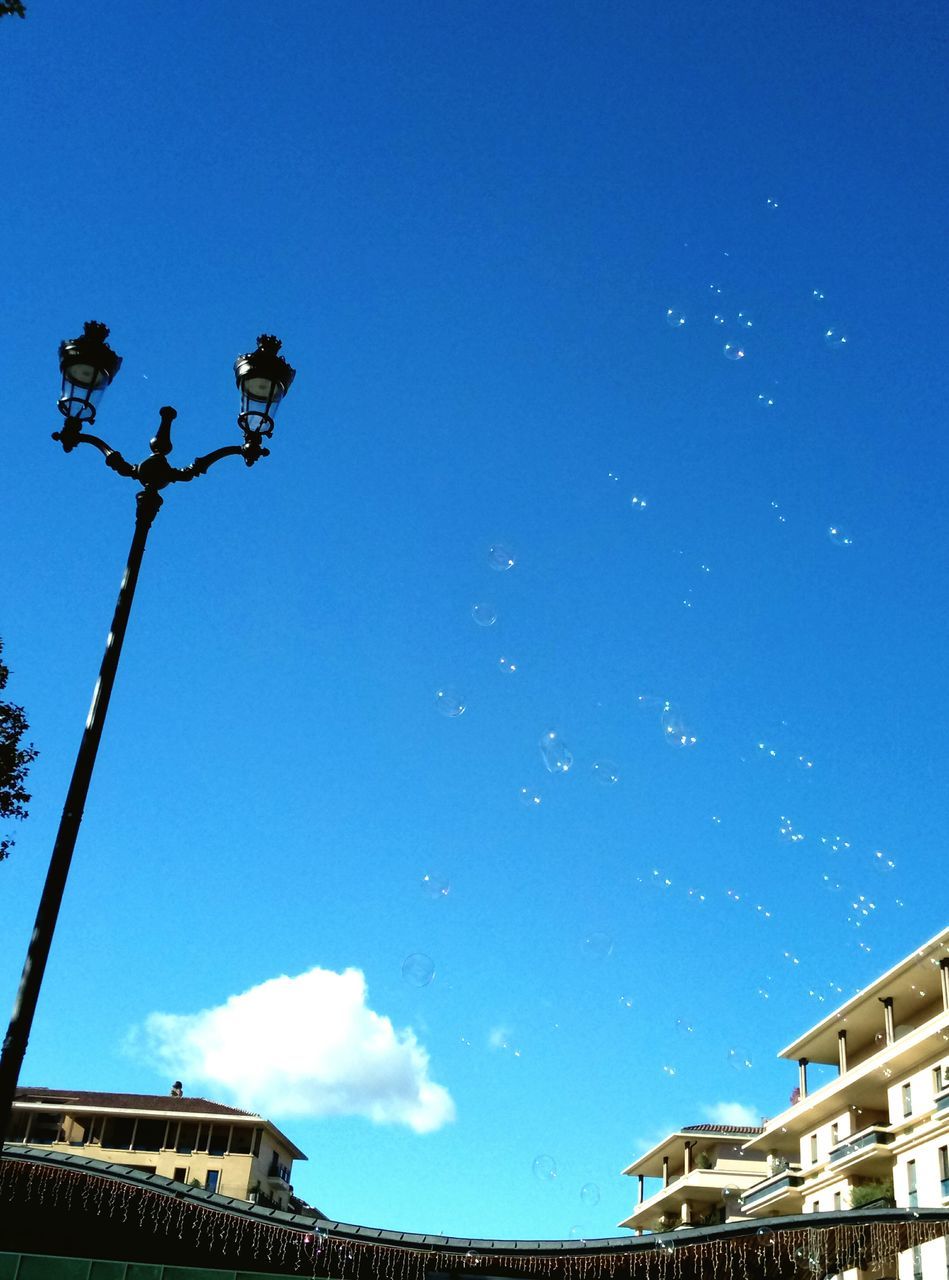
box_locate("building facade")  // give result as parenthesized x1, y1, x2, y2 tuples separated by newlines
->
(6, 1084, 306, 1210)
(621, 927, 949, 1279)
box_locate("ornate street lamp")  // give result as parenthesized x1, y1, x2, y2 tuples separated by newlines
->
(0, 324, 296, 1146)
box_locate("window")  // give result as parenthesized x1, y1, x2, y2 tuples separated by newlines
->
(208, 1124, 230, 1156)
(903, 1082, 913, 1117)
(230, 1127, 252, 1155)
(812, 1199, 820, 1213)
(29, 1112, 64, 1145)
(912, 1245, 922, 1280)
(173, 1166, 187, 1183)
(935, 1065, 944, 1093)
(176, 1122, 199, 1154)
(134, 1118, 166, 1151)
(907, 1159, 918, 1209)
(100, 1116, 136, 1150)
(205, 1169, 220, 1194)
(810, 1134, 818, 1164)
(939, 1146, 949, 1199)
(833, 1191, 842, 1210)
(830, 1122, 838, 1146)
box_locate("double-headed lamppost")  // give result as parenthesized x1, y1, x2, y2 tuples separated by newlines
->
(0, 322, 296, 1145)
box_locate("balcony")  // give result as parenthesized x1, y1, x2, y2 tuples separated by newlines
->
(740, 1168, 804, 1215)
(828, 1126, 893, 1174)
(935, 1086, 949, 1115)
(267, 1157, 292, 1186)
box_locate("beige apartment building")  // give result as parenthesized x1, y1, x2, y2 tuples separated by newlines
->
(621, 927, 949, 1279)
(6, 1084, 307, 1211)
(619, 1123, 769, 1231)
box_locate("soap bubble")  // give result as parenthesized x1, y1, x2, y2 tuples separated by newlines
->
(568, 1226, 587, 1240)
(435, 687, 465, 717)
(518, 787, 542, 808)
(662, 1064, 677, 1077)
(713, 313, 725, 325)
(709, 283, 722, 294)
(488, 543, 515, 571)
(540, 730, 573, 774)
(723, 342, 746, 361)
(757, 394, 774, 406)
(498, 656, 518, 674)
(728, 1047, 753, 1070)
(581, 931, 614, 959)
(756, 1227, 776, 1243)
(737, 311, 753, 328)
(630, 494, 648, 510)
(580, 1183, 600, 1207)
(592, 760, 619, 786)
(471, 602, 497, 626)
(664, 308, 686, 328)
(532, 1154, 557, 1182)
(656, 1238, 676, 1254)
(824, 328, 848, 349)
(401, 953, 435, 986)
(421, 873, 450, 900)
(660, 704, 697, 748)
(766, 197, 779, 209)
(676, 1018, 695, 1035)
(812, 289, 825, 301)
(828, 526, 853, 547)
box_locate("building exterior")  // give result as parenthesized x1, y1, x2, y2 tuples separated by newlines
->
(619, 1124, 769, 1231)
(620, 927, 949, 1279)
(6, 1083, 306, 1210)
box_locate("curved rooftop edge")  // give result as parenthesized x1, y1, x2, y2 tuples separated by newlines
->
(2, 1143, 949, 1277)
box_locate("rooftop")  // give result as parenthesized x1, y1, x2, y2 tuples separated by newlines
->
(14, 1086, 256, 1118)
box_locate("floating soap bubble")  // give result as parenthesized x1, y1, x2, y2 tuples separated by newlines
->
(728, 1047, 753, 1070)
(498, 656, 518, 674)
(812, 289, 825, 301)
(656, 1238, 676, 1254)
(607, 471, 620, 482)
(709, 283, 722, 294)
(581, 931, 614, 959)
(619, 994, 633, 1009)
(676, 1018, 695, 1035)
(592, 759, 619, 786)
(822, 875, 843, 893)
(540, 730, 573, 774)
(723, 342, 745, 361)
(756, 1227, 776, 1243)
(711, 815, 721, 824)
(872, 849, 896, 874)
(664, 308, 686, 328)
(580, 1183, 600, 1207)
(660, 704, 697, 748)
(401, 953, 435, 986)
(435, 687, 465, 717)
(828, 525, 853, 546)
(518, 786, 541, 808)
(737, 311, 753, 328)
(568, 1226, 587, 1240)
(713, 313, 725, 325)
(471, 602, 497, 626)
(532, 1154, 557, 1182)
(630, 494, 648, 510)
(824, 328, 848, 349)
(757, 394, 774, 406)
(488, 543, 515, 571)
(766, 197, 779, 209)
(662, 1064, 677, 1077)
(421, 873, 450, 900)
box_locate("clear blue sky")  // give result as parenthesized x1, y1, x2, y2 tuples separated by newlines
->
(2, 0, 948, 1243)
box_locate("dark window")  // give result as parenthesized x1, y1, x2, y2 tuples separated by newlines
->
(134, 1118, 166, 1151)
(903, 1083, 913, 1117)
(176, 1122, 199, 1154)
(173, 1166, 187, 1183)
(810, 1134, 818, 1164)
(6, 1110, 31, 1142)
(205, 1169, 220, 1193)
(830, 1123, 838, 1145)
(934, 1065, 944, 1093)
(29, 1112, 64, 1145)
(101, 1116, 136, 1149)
(208, 1125, 230, 1156)
(833, 1192, 842, 1210)
(252, 1128, 262, 1157)
(230, 1127, 252, 1154)
(908, 1159, 918, 1208)
(939, 1146, 949, 1199)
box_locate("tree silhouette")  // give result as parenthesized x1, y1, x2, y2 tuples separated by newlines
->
(0, 639, 38, 861)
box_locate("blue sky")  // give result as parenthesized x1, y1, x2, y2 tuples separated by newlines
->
(2, 0, 948, 1243)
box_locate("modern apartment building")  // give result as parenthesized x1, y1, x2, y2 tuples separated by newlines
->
(621, 927, 949, 1278)
(6, 1083, 306, 1210)
(619, 1123, 769, 1231)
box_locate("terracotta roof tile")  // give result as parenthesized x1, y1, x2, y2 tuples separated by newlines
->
(680, 1123, 763, 1134)
(15, 1087, 256, 1118)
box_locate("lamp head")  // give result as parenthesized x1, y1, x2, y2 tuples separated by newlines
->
(234, 333, 295, 437)
(58, 321, 122, 423)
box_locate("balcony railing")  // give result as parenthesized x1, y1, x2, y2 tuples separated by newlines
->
(740, 1170, 803, 1209)
(268, 1157, 292, 1185)
(829, 1127, 893, 1163)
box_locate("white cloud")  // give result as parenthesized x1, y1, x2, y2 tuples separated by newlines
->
(702, 1101, 761, 1127)
(130, 966, 455, 1134)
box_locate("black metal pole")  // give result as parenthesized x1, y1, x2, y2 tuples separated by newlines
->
(0, 486, 163, 1147)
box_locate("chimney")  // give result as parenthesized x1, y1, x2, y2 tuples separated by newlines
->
(170, 1081, 183, 1097)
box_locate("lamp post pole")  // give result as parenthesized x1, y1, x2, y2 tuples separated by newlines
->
(0, 323, 295, 1149)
